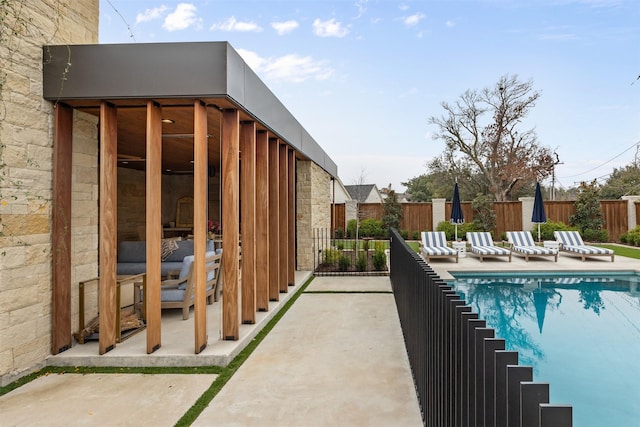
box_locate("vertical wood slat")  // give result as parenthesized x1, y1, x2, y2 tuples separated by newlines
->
(278, 143, 288, 293)
(240, 121, 257, 323)
(287, 148, 295, 285)
(98, 102, 118, 355)
(51, 103, 73, 354)
(267, 137, 280, 301)
(145, 101, 162, 354)
(255, 131, 270, 311)
(222, 109, 240, 340)
(194, 100, 209, 351)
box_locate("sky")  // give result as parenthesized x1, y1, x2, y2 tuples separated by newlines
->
(99, 0, 640, 193)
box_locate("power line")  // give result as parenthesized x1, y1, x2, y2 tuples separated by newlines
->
(560, 140, 639, 179)
(106, 0, 136, 42)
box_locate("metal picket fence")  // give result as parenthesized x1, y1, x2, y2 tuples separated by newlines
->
(388, 228, 573, 427)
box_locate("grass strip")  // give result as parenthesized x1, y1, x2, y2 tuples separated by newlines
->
(174, 275, 315, 426)
(0, 366, 222, 398)
(596, 244, 640, 260)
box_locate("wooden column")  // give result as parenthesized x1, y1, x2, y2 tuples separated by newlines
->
(240, 121, 256, 323)
(267, 137, 280, 301)
(51, 103, 73, 354)
(278, 144, 288, 293)
(255, 131, 270, 311)
(145, 101, 162, 354)
(222, 109, 240, 340)
(98, 102, 118, 355)
(287, 148, 295, 286)
(194, 100, 209, 351)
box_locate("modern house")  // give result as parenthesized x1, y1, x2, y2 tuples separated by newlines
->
(0, 1, 338, 385)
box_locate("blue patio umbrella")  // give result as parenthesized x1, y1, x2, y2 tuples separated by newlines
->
(533, 284, 549, 334)
(532, 182, 547, 242)
(450, 183, 464, 241)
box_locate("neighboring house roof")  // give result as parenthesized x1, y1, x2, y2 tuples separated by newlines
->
(332, 178, 352, 203)
(344, 184, 383, 203)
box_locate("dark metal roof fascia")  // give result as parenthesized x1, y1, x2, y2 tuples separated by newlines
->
(42, 41, 337, 177)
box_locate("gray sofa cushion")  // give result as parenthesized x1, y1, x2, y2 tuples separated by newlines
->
(117, 241, 147, 263)
(116, 239, 215, 276)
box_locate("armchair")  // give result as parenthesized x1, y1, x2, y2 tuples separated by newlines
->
(161, 250, 222, 319)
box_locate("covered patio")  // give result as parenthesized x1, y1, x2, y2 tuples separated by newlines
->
(43, 42, 336, 359)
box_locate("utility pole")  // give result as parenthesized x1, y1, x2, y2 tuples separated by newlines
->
(551, 151, 563, 201)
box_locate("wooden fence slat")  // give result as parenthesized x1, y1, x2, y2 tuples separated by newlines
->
(332, 199, 632, 241)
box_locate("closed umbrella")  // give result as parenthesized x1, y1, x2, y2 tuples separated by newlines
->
(532, 182, 546, 242)
(450, 183, 464, 241)
(533, 282, 549, 334)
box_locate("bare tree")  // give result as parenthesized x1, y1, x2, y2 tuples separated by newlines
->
(429, 75, 556, 201)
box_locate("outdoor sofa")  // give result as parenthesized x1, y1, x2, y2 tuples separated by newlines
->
(116, 239, 216, 277)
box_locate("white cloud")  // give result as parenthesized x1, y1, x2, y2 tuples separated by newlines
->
(403, 13, 425, 27)
(136, 5, 168, 24)
(445, 20, 455, 28)
(312, 18, 350, 37)
(163, 3, 199, 31)
(354, 0, 368, 19)
(271, 20, 299, 35)
(211, 16, 262, 32)
(237, 49, 334, 83)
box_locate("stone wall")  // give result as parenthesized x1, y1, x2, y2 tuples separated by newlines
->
(0, 0, 99, 385)
(296, 160, 331, 270)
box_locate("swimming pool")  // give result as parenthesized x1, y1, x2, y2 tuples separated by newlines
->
(450, 271, 640, 427)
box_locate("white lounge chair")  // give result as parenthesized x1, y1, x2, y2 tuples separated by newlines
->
(553, 231, 614, 262)
(506, 231, 558, 262)
(420, 231, 458, 263)
(466, 232, 511, 262)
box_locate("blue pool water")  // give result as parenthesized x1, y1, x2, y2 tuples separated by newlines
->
(450, 271, 640, 427)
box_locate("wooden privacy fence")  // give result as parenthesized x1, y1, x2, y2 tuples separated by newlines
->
(332, 199, 631, 241)
(389, 228, 572, 426)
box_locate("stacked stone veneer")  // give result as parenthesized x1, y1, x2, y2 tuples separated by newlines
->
(296, 160, 331, 270)
(0, 1, 99, 385)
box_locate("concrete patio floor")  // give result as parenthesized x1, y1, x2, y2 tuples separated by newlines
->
(2, 250, 638, 426)
(1, 275, 423, 426)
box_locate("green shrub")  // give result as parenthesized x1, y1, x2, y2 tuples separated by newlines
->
(582, 228, 608, 243)
(335, 228, 344, 238)
(338, 254, 351, 271)
(356, 252, 367, 271)
(372, 248, 387, 271)
(412, 231, 421, 240)
(346, 219, 357, 238)
(336, 241, 345, 250)
(399, 229, 409, 239)
(620, 226, 640, 246)
(533, 220, 576, 241)
(472, 194, 496, 232)
(362, 239, 370, 252)
(435, 221, 478, 241)
(359, 218, 385, 238)
(323, 248, 339, 265)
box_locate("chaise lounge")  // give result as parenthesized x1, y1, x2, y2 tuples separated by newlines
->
(553, 231, 614, 262)
(506, 231, 558, 262)
(419, 231, 458, 263)
(467, 231, 511, 262)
